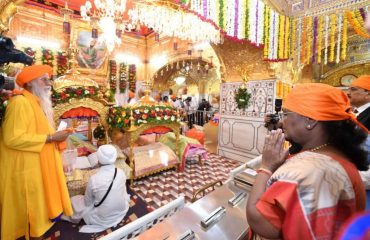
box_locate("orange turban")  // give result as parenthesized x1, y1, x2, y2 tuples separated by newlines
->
(351, 75, 370, 91)
(16, 65, 53, 87)
(171, 95, 177, 100)
(128, 90, 135, 98)
(283, 83, 368, 132)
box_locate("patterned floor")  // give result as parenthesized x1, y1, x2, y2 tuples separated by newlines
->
(131, 153, 241, 209)
(18, 154, 240, 239)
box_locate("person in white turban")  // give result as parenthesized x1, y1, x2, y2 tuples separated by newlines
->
(64, 144, 130, 233)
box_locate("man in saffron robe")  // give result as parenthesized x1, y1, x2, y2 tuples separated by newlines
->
(0, 65, 73, 239)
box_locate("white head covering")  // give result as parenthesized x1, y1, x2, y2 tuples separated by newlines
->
(97, 144, 117, 165)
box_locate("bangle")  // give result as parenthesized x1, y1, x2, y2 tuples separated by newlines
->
(257, 167, 273, 177)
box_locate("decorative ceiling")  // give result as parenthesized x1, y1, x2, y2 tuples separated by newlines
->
(25, 0, 153, 36)
(268, 0, 369, 16)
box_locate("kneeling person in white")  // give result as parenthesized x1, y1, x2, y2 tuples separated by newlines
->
(68, 144, 130, 233)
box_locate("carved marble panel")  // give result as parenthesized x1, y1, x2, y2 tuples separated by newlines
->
(218, 80, 275, 162)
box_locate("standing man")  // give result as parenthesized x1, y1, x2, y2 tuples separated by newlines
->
(0, 65, 73, 239)
(347, 75, 370, 130)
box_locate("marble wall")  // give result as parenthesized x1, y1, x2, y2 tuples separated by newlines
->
(218, 80, 275, 162)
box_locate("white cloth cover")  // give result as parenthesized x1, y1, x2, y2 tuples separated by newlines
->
(70, 165, 130, 233)
(98, 144, 117, 165)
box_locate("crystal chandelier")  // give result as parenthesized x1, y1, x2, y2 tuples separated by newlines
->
(129, 3, 222, 44)
(80, 0, 127, 52)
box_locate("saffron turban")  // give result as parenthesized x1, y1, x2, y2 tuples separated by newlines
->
(16, 65, 53, 87)
(283, 83, 368, 132)
(97, 144, 117, 165)
(129, 90, 135, 98)
(171, 95, 177, 100)
(351, 75, 370, 91)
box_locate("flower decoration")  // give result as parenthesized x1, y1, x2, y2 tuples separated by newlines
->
(107, 105, 182, 129)
(109, 60, 117, 93)
(51, 86, 103, 105)
(56, 51, 69, 77)
(23, 47, 36, 62)
(41, 48, 54, 67)
(234, 85, 251, 110)
(119, 63, 127, 93)
(128, 64, 136, 93)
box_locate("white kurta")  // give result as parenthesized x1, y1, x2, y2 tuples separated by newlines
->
(70, 165, 130, 233)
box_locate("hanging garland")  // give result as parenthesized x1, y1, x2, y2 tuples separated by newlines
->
(312, 16, 318, 63)
(128, 64, 136, 93)
(341, 14, 348, 61)
(234, 85, 251, 110)
(306, 16, 312, 64)
(278, 15, 284, 59)
(263, 4, 270, 59)
(324, 15, 329, 65)
(301, 18, 307, 64)
(336, 14, 343, 64)
(119, 63, 127, 93)
(346, 9, 370, 39)
(291, 18, 296, 58)
(284, 16, 290, 59)
(317, 16, 323, 64)
(109, 60, 117, 93)
(56, 51, 68, 77)
(329, 14, 337, 63)
(41, 48, 54, 67)
(93, 125, 106, 140)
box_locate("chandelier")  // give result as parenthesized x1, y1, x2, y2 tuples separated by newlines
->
(128, 3, 222, 44)
(80, 0, 127, 52)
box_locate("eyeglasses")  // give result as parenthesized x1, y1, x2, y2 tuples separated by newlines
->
(278, 111, 294, 119)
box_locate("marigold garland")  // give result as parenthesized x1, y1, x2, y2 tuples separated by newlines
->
(56, 51, 68, 77)
(278, 15, 284, 59)
(341, 14, 348, 61)
(346, 10, 370, 39)
(284, 16, 290, 59)
(291, 18, 296, 58)
(317, 16, 323, 64)
(329, 14, 337, 63)
(128, 64, 136, 93)
(263, 4, 270, 59)
(301, 18, 307, 64)
(306, 16, 312, 64)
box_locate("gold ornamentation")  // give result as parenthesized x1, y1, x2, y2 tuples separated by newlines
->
(53, 98, 109, 126)
(320, 62, 370, 86)
(125, 121, 181, 185)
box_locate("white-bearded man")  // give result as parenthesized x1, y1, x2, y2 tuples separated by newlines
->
(0, 65, 73, 239)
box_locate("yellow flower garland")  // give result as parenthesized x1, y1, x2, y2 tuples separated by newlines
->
(284, 16, 290, 59)
(341, 14, 348, 61)
(291, 18, 296, 58)
(301, 18, 307, 64)
(317, 16, 323, 64)
(278, 15, 285, 59)
(263, 5, 270, 58)
(306, 16, 312, 64)
(346, 10, 370, 39)
(329, 14, 337, 63)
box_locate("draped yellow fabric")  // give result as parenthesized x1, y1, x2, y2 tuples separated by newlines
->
(0, 90, 72, 239)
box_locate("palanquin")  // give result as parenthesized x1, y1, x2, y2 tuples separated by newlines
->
(52, 75, 181, 185)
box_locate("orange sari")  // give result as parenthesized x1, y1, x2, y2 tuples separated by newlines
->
(255, 151, 365, 239)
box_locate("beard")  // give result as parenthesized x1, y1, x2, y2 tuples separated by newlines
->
(29, 81, 55, 129)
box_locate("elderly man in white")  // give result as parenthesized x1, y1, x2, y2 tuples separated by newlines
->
(65, 144, 130, 233)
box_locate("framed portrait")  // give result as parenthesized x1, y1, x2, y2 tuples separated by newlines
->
(75, 28, 109, 77)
